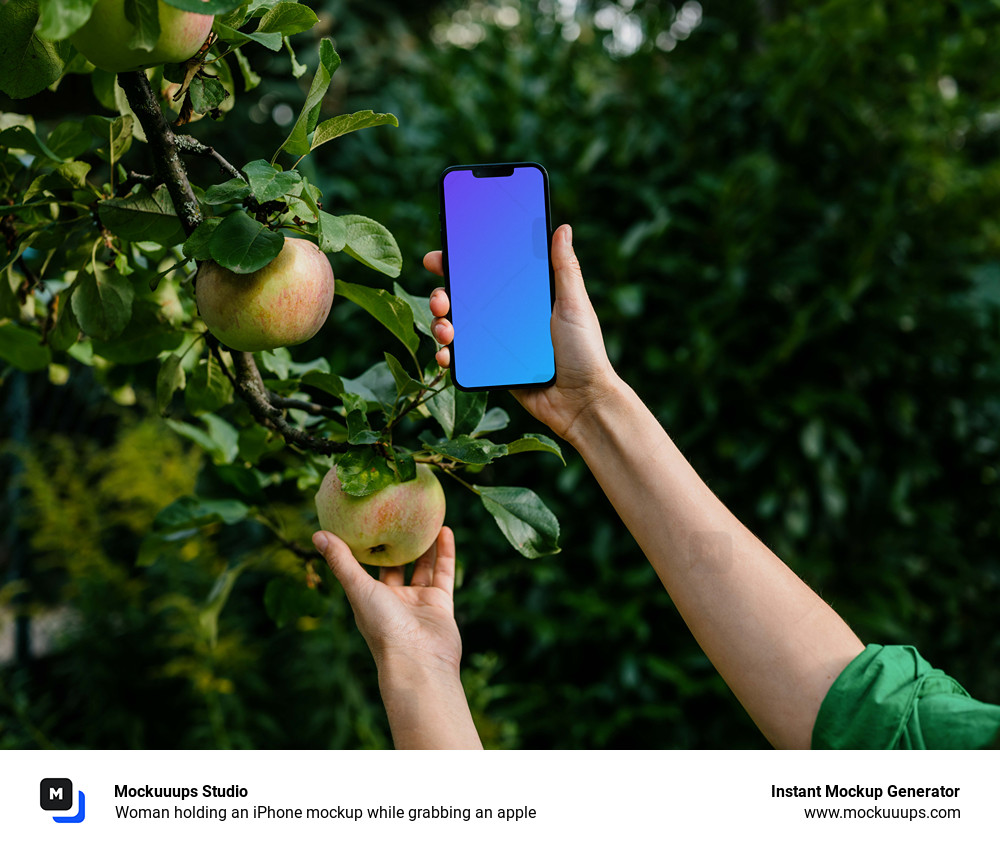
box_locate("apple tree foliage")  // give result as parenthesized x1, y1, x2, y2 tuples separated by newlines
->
(0, 0, 561, 638)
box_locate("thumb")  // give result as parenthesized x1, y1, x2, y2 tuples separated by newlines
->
(313, 531, 372, 603)
(550, 224, 591, 314)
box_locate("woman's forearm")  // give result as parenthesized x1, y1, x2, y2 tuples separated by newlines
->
(377, 655, 483, 750)
(566, 379, 864, 749)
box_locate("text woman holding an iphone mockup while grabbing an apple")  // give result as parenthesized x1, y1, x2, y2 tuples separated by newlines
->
(312, 197, 1000, 749)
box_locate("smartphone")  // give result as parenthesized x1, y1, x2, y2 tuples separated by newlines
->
(439, 162, 556, 391)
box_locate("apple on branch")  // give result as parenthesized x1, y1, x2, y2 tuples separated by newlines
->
(195, 237, 336, 352)
(315, 464, 447, 568)
(71, 0, 214, 74)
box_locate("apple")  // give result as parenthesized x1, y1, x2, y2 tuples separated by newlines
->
(70, 0, 214, 74)
(315, 464, 447, 567)
(195, 237, 336, 352)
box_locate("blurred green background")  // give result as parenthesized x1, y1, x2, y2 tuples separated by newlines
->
(4, 0, 1000, 748)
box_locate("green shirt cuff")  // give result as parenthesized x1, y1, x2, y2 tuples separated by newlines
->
(812, 644, 1000, 749)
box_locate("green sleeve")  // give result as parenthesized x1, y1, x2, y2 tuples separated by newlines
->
(811, 644, 1000, 749)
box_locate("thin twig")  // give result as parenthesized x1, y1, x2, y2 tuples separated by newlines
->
(266, 393, 340, 419)
(175, 135, 245, 182)
(385, 370, 447, 433)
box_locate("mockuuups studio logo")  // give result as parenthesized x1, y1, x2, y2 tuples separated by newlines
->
(40, 778, 86, 823)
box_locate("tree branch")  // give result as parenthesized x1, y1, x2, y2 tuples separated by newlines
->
(175, 135, 245, 182)
(218, 344, 350, 456)
(117, 71, 202, 235)
(266, 393, 340, 419)
(118, 73, 348, 458)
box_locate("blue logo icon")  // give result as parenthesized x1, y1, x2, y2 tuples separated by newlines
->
(40, 779, 86, 823)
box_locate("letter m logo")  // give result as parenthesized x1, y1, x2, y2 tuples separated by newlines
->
(40, 779, 73, 812)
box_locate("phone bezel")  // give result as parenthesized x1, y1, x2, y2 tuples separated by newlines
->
(438, 161, 557, 393)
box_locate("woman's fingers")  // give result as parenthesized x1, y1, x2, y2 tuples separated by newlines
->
(379, 566, 406, 587)
(410, 536, 437, 588)
(423, 251, 443, 276)
(430, 286, 449, 317)
(313, 531, 374, 605)
(431, 526, 457, 596)
(429, 287, 453, 369)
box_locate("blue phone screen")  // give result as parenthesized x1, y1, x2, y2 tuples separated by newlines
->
(441, 164, 555, 389)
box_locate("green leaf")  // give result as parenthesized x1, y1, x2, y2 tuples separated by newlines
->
(233, 48, 261, 91)
(85, 115, 134, 163)
(384, 352, 424, 396)
(393, 281, 434, 337)
(154, 495, 249, 530)
(71, 268, 134, 340)
(475, 486, 561, 559)
(343, 362, 397, 408)
(0, 125, 64, 162)
(507, 433, 566, 465)
(214, 463, 266, 499)
(157, 353, 186, 414)
(46, 121, 93, 159)
(259, 347, 291, 380)
(0, 0, 68, 100)
(264, 577, 327, 628)
(309, 110, 398, 152)
(136, 528, 198, 568)
(426, 385, 487, 438)
(182, 218, 221, 261)
(473, 407, 510, 436)
(243, 159, 300, 203)
(427, 435, 508, 465)
(278, 37, 341, 157)
(285, 35, 307, 78)
(208, 210, 284, 274)
(345, 393, 379, 445)
(336, 280, 419, 357)
(90, 300, 185, 363)
(214, 19, 281, 51)
(339, 214, 402, 278)
(185, 355, 234, 414)
(124, 0, 160, 52)
(336, 446, 397, 496)
(238, 423, 284, 464)
(389, 446, 416, 482)
(300, 370, 346, 397)
(53, 160, 91, 188)
(200, 562, 246, 648)
(47, 293, 81, 352)
(188, 75, 229, 114)
(204, 178, 251, 206)
(316, 210, 347, 253)
(256, 1, 318, 37)
(166, 413, 239, 464)
(0, 321, 52, 371)
(98, 185, 187, 246)
(36, 0, 98, 41)
(161, 0, 242, 12)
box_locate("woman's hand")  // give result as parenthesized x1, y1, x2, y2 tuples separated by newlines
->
(424, 223, 623, 444)
(313, 526, 462, 675)
(313, 525, 482, 748)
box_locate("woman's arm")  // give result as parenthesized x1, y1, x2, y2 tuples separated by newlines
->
(565, 379, 863, 749)
(313, 527, 483, 749)
(427, 225, 863, 749)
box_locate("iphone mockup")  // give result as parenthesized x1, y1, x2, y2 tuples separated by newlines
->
(439, 162, 556, 391)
